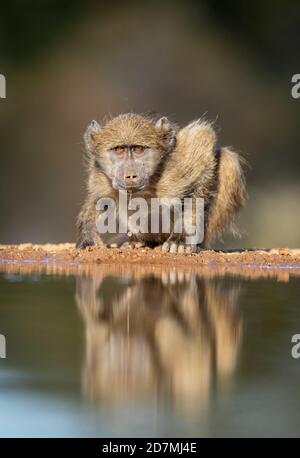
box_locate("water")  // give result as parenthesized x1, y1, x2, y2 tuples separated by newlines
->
(0, 263, 299, 437)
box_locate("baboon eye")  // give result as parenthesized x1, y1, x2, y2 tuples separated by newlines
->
(114, 146, 125, 155)
(132, 145, 144, 155)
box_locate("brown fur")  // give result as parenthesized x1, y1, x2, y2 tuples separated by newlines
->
(77, 113, 246, 250)
(206, 147, 247, 244)
(157, 121, 246, 246)
(92, 114, 176, 151)
(76, 272, 242, 403)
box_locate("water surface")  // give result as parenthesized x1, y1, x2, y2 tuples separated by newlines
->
(0, 264, 299, 437)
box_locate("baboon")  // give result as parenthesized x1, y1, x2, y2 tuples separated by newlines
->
(77, 113, 246, 252)
(75, 270, 242, 407)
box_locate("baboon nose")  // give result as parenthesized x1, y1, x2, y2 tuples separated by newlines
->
(125, 174, 138, 184)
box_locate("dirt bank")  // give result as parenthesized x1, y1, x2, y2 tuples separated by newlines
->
(0, 244, 300, 268)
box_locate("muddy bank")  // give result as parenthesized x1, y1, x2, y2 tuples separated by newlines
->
(0, 243, 300, 268)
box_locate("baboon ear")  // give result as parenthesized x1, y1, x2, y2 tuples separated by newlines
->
(155, 116, 176, 151)
(155, 116, 171, 130)
(84, 120, 101, 155)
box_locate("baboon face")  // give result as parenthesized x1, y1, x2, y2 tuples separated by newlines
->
(84, 114, 177, 191)
(102, 143, 160, 191)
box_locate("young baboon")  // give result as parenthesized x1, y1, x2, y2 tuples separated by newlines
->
(76, 113, 246, 252)
(75, 269, 242, 406)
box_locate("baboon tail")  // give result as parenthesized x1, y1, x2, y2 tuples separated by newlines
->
(206, 147, 247, 244)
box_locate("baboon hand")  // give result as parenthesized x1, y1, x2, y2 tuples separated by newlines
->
(76, 239, 96, 249)
(158, 241, 202, 254)
(108, 241, 145, 249)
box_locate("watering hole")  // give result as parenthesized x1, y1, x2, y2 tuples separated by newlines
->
(0, 263, 299, 437)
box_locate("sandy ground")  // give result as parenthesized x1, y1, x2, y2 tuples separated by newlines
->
(0, 244, 300, 280)
(0, 243, 300, 267)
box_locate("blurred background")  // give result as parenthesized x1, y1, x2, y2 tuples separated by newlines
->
(0, 0, 299, 248)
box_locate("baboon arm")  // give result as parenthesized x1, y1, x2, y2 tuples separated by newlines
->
(76, 197, 103, 248)
(76, 172, 114, 248)
(206, 147, 246, 244)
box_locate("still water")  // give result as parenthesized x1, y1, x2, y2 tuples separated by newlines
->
(0, 263, 299, 437)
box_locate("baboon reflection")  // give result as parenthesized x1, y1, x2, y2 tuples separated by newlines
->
(76, 271, 242, 410)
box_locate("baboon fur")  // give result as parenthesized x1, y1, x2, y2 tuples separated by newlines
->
(77, 113, 246, 251)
